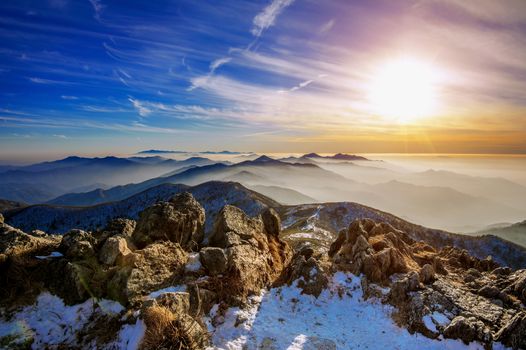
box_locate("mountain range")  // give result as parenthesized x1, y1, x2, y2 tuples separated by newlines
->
(3, 180, 525, 269)
(33, 155, 526, 233)
(0, 156, 217, 203)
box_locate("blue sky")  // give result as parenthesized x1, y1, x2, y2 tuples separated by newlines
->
(1, 0, 526, 161)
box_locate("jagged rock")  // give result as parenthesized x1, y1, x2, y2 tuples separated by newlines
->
(0, 224, 61, 302)
(280, 247, 330, 296)
(478, 285, 500, 299)
(199, 247, 228, 275)
(132, 192, 205, 250)
(59, 229, 97, 259)
(443, 316, 492, 344)
(494, 311, 526, 349)
(45, 260, 93, 304)
(503, 270, 526, 304)
(143, 292, 191, 316)
(439, 247, 498, 272)
(187, 284, 218, 316)
(98, 236, 131, 265)
(330, 219, 417, 282)
(108, 242, 187, 304)
(209, 205, 264, 247)
(261, 208, 281, 236)
(492, 266, 512, 276)
(388, 272, 420, 303)
(203, 205, 292, 304)
(104, 218, 136, 237)
(0, 213, 4, 224)
(0, 224, 60, 257)
(419, 264, 435, 284)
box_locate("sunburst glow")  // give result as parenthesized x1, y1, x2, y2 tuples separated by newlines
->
(368, 57, 442, 123)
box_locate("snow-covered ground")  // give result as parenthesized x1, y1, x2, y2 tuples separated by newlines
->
(0, 293, 144, 349)
(0, 274, 512, 349)
(206, 272, 508, 350)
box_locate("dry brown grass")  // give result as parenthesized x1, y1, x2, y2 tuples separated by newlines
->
(140, 305, 206, 350)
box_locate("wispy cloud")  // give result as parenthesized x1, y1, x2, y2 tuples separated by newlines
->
(251, 0, 295, 37)
(209, 57, 232, 73)
(278, 79, 314, 93)
(128, 97, 152, 117)
(28, 77, 71, 85)
(61, 95, 78, 100)
(88, 0, 104, 21)
(53, 134, 68, 139)
(319, 19, 335, 34)
(80, 105, 130, 113)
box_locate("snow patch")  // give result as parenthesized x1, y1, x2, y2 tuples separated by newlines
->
(35, 251, 63, 260)
(186, 252, 202, 272)
(146, 285, 186, 299)
(207, 272, 497, 350)
(0, 293, 125, 349)
(112, 319, 146, 350)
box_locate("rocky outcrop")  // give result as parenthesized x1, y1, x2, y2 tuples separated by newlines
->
(132, 192, 205, 250)
(0, 222, 61, 302)
(199, 247, 228, 275)
(104, 218, 136, 237)
(203, 206, 293, 305)
(494, 311, 526, 349)
(278, 246, 330, 297)
(59, 229, 97, 260)
(3, 195, 525, 350)
(443, 316, 492, 344)
(108, 242, 187, 305)
(98, 235, 132, 265)
(329, 219, 425, 282)
(325, 218, 526, 349)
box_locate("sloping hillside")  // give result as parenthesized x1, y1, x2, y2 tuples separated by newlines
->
(5, 182, 278, 235)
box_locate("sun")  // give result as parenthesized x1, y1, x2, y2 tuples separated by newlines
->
(367, 57, 441, 123)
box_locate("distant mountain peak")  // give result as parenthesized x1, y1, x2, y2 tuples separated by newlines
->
(302, 153, 322, 158)
(302, 153, 368, 161)
(254, 155, 275, 162)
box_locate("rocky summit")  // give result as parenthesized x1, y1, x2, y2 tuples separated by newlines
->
(0, 194, 525, 349)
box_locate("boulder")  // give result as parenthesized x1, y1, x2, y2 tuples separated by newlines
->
(199, 247, 228, 275)
(108, 242, 187, 305)
(492, 267, 512, 276)
(477, 285, 500, 299)
(0, 224, 61, 302)
(261, 208, 281, 237)
(419, 264, 435, 284)
(202, 205, 292, 304)
(443, 316, 492, 344)
(104, 218, 136, 237)
(0, 213, 4, 224)
(59, 229, 97, 260)
(503, 270, 526, 304)
(388, 272, 420, 304)
(494, 311, 526, 349)
(209, 205, 264, 247)
(143, 292, 190, 316)
(132, 192, 205, 250)
(98, 236, 131, 265)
